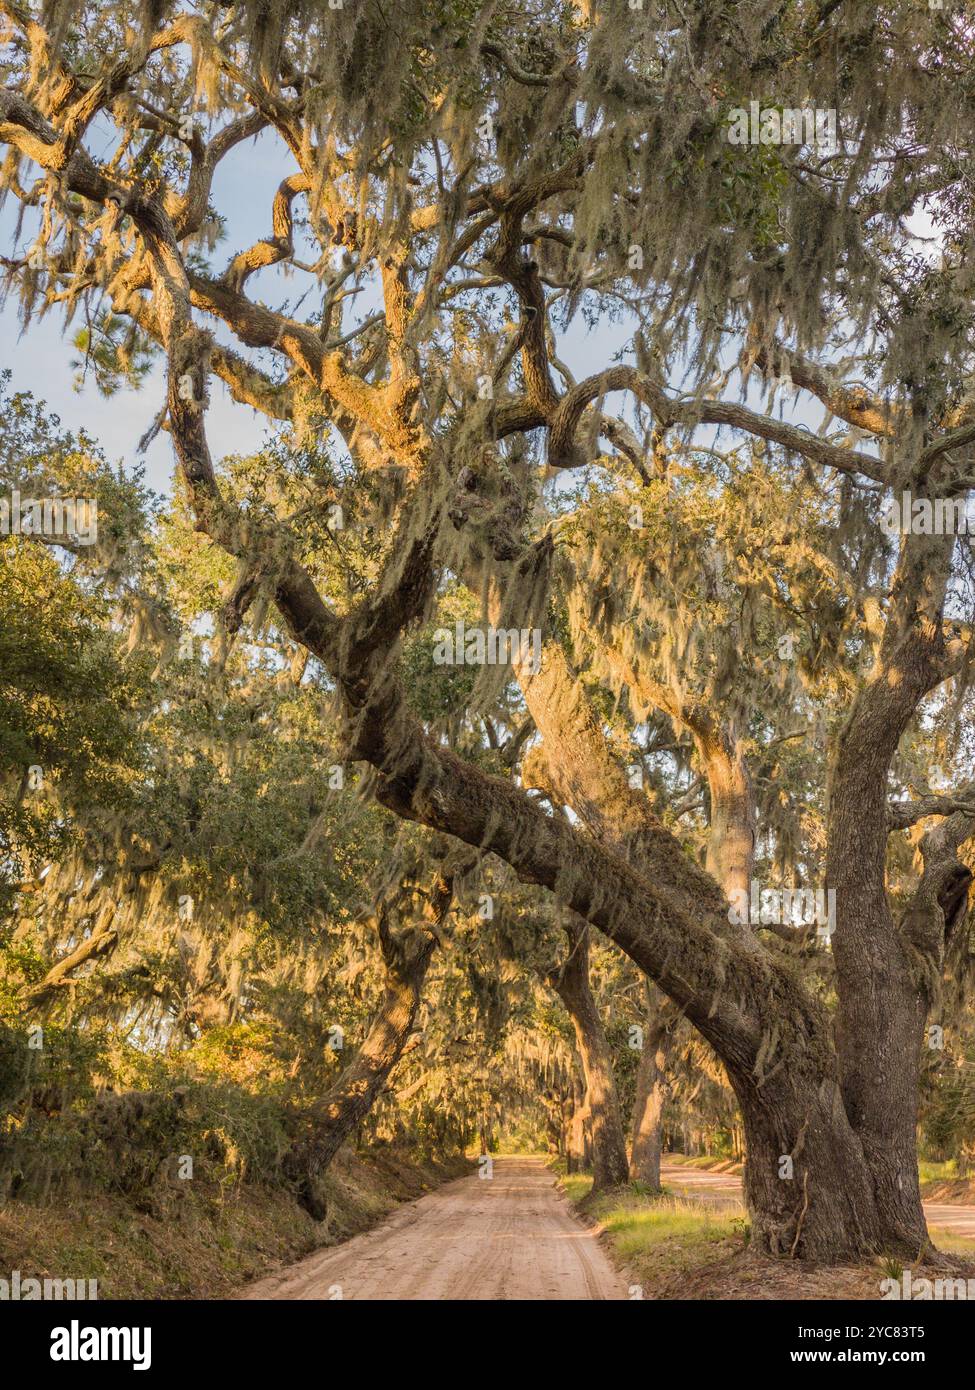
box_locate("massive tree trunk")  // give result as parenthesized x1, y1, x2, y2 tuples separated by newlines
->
(566, 1074, 587, 1175)
(311, 596, 892, 1256)
(828, 531, 958, 1254)
(549, 921, 630, 1193)
(629, 989, 673, 1190)
(286, 907, 438, 1220)
(629, 1041, 666, 1191)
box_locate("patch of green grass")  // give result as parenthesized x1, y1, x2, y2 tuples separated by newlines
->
(664, 1153, 729, 1169)
(561, 1175, 748, 1292)
(600, 1198, 741, 1261)
(928, 1226, 975, 1257)
(560, 1173, 592, 1203)
(919, 1159, 959, 1183)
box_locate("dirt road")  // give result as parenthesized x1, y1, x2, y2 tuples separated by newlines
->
(660, 1162, 975, 1240)
(242, 1155, 626, 1301)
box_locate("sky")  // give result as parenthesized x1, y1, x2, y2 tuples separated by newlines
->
(1, 129, 297, 496)
(0, 123, 638, 502)
(2, 115, 938, 501)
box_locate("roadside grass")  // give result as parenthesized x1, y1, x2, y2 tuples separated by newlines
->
(917, 1158, 975, 1205)
(561, 1169, 975, 1299)
(560, 1172, 747, 1294)
(661, 1152, 743, 1172)
(920, 1159, 959, 1183)
(927, 1225, 975, 1258)
(664, 1154, 726, 1169)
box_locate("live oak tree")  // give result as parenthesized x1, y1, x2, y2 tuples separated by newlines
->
(0, 403, 458, 1206)
(481, 879, 631, 1191)
(4, 0, 975, 1260)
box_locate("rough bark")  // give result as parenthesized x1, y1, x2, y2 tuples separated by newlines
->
(702, 733, 756, 905)
(828, 531, 958, 1254)
(629, 989, 674, 1190)
(566, 1074, 587, 1175)
(549, 921, 631, 1193)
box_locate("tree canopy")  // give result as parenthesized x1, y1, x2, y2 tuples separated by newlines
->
(3, 0, 975, 1266)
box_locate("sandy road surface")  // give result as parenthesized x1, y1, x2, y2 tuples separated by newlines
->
(660, 1162, 975, 1239)
(241, 1156, 626, 1301)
